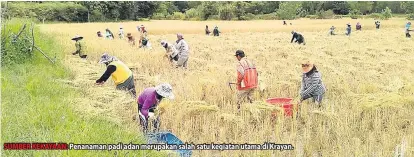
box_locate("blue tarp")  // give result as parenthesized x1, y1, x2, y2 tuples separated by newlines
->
(146, 131, 192, 157)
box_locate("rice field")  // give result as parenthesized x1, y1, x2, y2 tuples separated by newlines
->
(40, 18, 414, 156)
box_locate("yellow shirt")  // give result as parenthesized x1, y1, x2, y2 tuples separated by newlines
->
(109, 61, 132, 85)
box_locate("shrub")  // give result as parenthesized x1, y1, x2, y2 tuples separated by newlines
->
(276, 2, 301, 20)
(172, 12, 185, 20)
(151, 13, 166, 20)
(207, 15, 220, 20)
(317, 10, 335, 19)
(185, 8, 201, 19)
(349, 9, 362, 19)
(407, 13, 414, 20)
(244, 13, 256, 20)
(381, 7, 392, 20)
(165, 14, 173, 20)
(368, 13, 385, 20)
(257, 13, 278, 20)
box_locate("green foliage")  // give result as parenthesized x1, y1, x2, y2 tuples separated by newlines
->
(172, 12, 185, 20)
(1, 19, 36, 65)
(408, 13, 414, 20)
(276, 2, 301, 20)
(368, 13, 385, 20)
(349, 2, 374, 14)
(400, 2, 414, 14)
(381, 7, 392, 20)
(151, 13, 166, 20)
(207, 15, 220, 21)
(218, 3, 235, 20)
(257, 13, 278, 20)
(316, 9, 335, 19)
(350, 9, 362, 19)
(185, 8, 202, 20)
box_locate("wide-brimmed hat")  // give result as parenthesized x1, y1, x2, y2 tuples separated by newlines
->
(127, 33, 132, 37)
(291, 31, 296, 34)
(140, 25, 145, 28)
(301, 60, 314, 73)
(71, 35, 83, 40)
(98, 53, 117, 64)
(234, 50, 244, 56)
(155, 83, 174, 99)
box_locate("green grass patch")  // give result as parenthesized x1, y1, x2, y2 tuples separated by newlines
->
(1, 19, 166, 156)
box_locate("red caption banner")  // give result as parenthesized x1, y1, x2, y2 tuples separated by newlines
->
(4, 143, 68, 150)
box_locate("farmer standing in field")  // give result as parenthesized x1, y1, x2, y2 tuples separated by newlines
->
(96, 53, 137, 98)
(127, 33, 136, 46)
(213, 26, 220, 36)
(299, 61, 326, 107)
(291, 31, 305, 45)
(346, 23, 352, 36)
(329, 26, 336, 35)
(137, 83, 174, 133)
(205, 25, 211, 35)
(161, 40, 179, 65)
(375, 21, 381, 30)
(234, 50, 258, 110)
(139, 25, 148, 48)
(356, 22, 362, 31)
(118, 26, 125, 39)
(175, 34, 189, 69)
(405, 22, 412, 38)
(71, 35, 87, 59)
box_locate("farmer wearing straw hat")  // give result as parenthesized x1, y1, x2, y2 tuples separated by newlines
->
(175, 33, 189, 69)
(299, 61, 326, 106)
(96, 53, 137, 98)
(346, 23, 352, 36)
(137, 83, 174, 133)
(127, 33, 136, 46)
(97, 31, 103, 37)
(71, 35, 87, 58)
(405, 22, 412, 38)
(160, 40, 179, 65)
(235, 50, 258, 110)
(291, 31, 305, 45)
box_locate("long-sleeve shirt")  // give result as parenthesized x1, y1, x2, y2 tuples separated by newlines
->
(175, 39, 189, 57)
(138, 87, 159, 118)
(96, 65, 116, 83)
(300, 71, 326, 100)
(166, 43, 178, 58)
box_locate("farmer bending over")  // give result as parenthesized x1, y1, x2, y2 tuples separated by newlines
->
(346, 23, 352, 36)
(375, 21, 381, 29)
(291, 31, 305, 45)
(161, 40, 179, 65)
(329, 26, 336, 35)
(235, 50, 258, 110)
(213, 26, 220, 36)
(299, 61, 326, 107)
(137, 83, 174, 133)
(127, 33, 136, 46)
(96, 53, 136, 98)
(105, 28, 114, 39)
(205, 25, 211, 35)
(356, 22, 362, 31)
(139, 25, 148, 47)
(71, 35, 87, 58)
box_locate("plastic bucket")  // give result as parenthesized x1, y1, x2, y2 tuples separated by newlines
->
(266, 98, 293, 117)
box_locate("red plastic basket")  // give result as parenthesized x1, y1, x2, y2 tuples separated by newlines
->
(266, 97, 294, 117)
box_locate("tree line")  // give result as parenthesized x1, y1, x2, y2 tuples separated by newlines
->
(1, 1, 414, 23)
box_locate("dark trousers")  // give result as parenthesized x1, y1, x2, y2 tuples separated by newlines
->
(116, 75, 137, 98)
(406, 33, 411, 38)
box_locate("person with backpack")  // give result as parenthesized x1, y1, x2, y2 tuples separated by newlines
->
(405, 22, 412, 38)
(71, 35, 87, 59)
(96, 53, 136, 98)
(291, 31, 305, 45)
(299, 61, 326, 106)
(213, 26, 220, 36)
(137, 83, 174, 133)
(139, 25, 148, 47)
(160, 40, 179, 65)
(234, 50, 258, 110)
